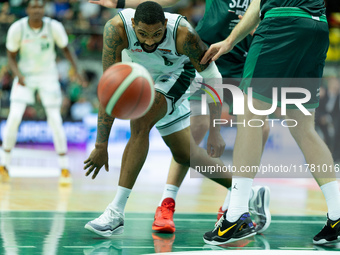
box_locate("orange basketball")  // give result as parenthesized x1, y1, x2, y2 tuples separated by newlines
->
(97, 62, 155, 119)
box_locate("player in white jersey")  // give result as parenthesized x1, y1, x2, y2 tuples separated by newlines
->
(83, 1, 230, 237)
(0, 0, 84, 186)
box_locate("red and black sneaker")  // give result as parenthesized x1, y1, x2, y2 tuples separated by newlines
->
(152, 198, 176, 233)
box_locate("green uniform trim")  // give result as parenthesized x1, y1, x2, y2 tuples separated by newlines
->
(118, 12, 131, 48)
(264, 8, 327, 23)
(156, 111, 191, 130)
(173, 16, 182, 56)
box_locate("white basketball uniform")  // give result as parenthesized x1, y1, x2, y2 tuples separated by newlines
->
(4, 17, 69, 169)
(119, 9, 195, 136)
(6, 16, 68, 107)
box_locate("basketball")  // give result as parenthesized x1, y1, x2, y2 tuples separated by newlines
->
(97, 62, 155, 119)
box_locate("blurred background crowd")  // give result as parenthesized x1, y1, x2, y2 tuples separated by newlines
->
(0, 0, 339, 157)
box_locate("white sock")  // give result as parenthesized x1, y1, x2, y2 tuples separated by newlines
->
(222, 187, 254, 211)
(320, 181, 340, 220)
(109, 186, 132, 214)
(1, 150, 11, 168)
(226, 177, 253, 222)
(58, 154, 69, 170)
(221, 188, 231, 211)
(159, 184, 179, 206)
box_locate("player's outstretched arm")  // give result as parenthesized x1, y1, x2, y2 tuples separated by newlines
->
(84, 16, 128, 179)
(89, 0, 178, 9)
(200, 0, 261, 64)
(176, 19, 226, 157)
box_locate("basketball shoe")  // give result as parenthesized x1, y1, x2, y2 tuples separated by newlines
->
(152, 198, 176, 233)
(59, 169, 72, 186)
(204, 211, 256, 245)
(313, 215, 340, 245)
(0, 166, 10, 182)
(217, 186, 271, 233)
(249, 186, 271, 233)
(85, 207, 124, 237)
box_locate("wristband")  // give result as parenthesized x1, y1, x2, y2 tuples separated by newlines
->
(116, 0, 126, 8)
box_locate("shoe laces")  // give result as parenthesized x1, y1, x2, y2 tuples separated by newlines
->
(160, 201, 175, 219)
(214, 214, 225, 230)
(97, 208, 116, 223)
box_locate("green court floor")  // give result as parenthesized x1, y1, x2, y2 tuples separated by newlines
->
(0, 212, 339, 254)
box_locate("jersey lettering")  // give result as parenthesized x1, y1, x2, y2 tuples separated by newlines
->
(229, 0, 237, 8)
(41, 42, 50, 50)
(230, 0, 250, 11)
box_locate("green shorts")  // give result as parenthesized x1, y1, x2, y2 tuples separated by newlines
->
(241, 8, 329, 109)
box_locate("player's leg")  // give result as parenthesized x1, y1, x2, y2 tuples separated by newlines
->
(217, 118, 270, 223)
(0, 77, 33, 182)
(84, 91, 168, 237)
(163, 115, 210, 193)
(286, 109, 340, 245)
(44, 106, 70, 185)
(153, 114, 210, 233)
(203, 96, 271, 245)
(0, 101, 27, 182)
(287, 17, 340, 245)
(39, 79, 70, 186)
(216, 78, 271, 221)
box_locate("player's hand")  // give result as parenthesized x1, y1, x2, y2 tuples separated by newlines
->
(84, 143, 109, 179)
(18, 75, 26, 86)
(88, 0, 117, 8)
(206, 130, 226, 157)
(200, 40, 233, 64)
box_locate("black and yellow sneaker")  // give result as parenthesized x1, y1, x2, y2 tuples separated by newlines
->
(313, 215, 340, 245)
(203, 211, 256, 245)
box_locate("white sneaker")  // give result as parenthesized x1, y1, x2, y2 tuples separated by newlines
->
(85, 208, 124, 237)
(249, 186, 271, 233)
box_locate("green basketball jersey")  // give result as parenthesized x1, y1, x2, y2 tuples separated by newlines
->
(195, 0, 253, 78)
(260, 0, 326, 17)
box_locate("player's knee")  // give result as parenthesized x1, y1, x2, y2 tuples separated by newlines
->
(289, 126, 314, 143)
(173, 151, 190, 166)
(46, 107, 63, 124)
(130, 119, 153, 136)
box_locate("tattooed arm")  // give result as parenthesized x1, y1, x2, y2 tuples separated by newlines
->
(175, 18, 209, 72)
(97, 15, 128, 144)
(84, 15, 128, 179)
(176, 19, 226, 157)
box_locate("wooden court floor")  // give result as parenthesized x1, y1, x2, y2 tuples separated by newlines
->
(0, 146, 340, 254)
